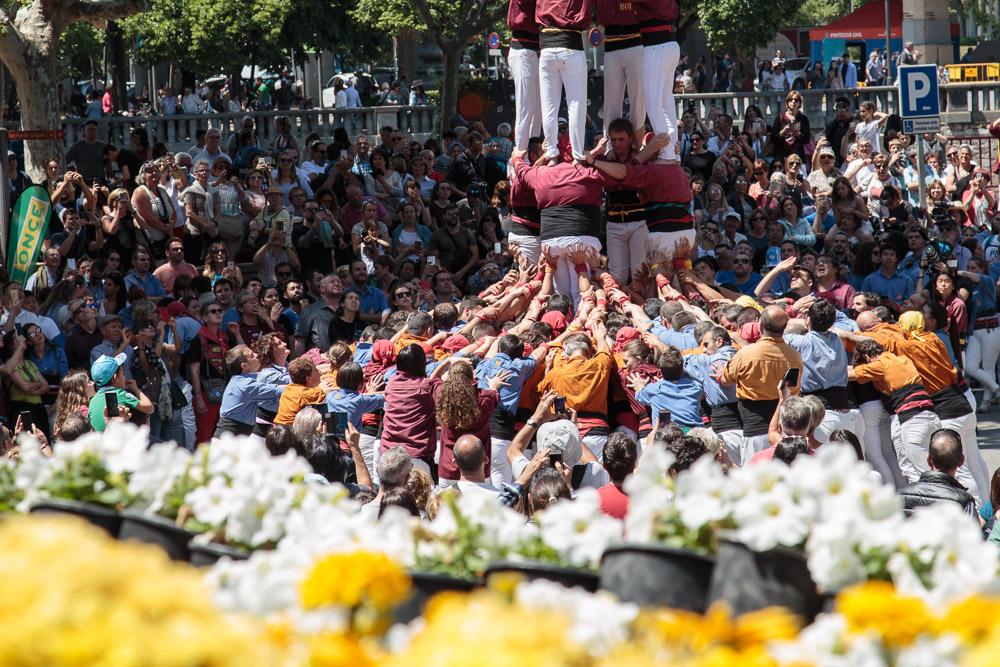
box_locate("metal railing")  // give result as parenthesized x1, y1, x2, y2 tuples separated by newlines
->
(29, 106, 438, 153)
(674, 82, 1000, 127)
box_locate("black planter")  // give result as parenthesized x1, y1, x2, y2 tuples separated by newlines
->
(29, 499, 122, 536)
(600, 544, 715, 611)
(485, 560, 600, 592)
(707, 540, 823, 620)
(394, 571, 482, 624)
(187, 540, 251, 567)
(118, 510, 198, 562)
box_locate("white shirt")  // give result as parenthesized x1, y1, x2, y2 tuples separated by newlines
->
(455, 480, 501, 499)
(181, 93, 203, 114)
(300, 161, 326, 179)
(0, 308, 61, 342)
(855, 119, 882, 153)
(192, 148, 232, 165)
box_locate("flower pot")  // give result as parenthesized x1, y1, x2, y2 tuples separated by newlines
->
(187, 540, 251, 567)
(394, 571, 482, 624)
(600, 544, 715, 611)
(485, 560, 600, 592)
(707, 540, 823, 620)
(118, 510, 198, 562)
(29, 499, 122, 536)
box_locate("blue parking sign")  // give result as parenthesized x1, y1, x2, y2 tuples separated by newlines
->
(897, 65, 939, 118)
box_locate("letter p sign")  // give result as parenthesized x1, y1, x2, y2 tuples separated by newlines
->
(898, 65, 939, 118)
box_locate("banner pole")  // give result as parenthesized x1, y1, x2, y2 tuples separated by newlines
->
(0, 128, 9, 270)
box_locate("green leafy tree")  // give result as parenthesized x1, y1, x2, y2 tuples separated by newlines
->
(57, 22, 104, 83)
(353, 0, 507, 134)
(278, 0, 391, 70)
(0, 0, 146, 180)
(696, 0, 801, 54)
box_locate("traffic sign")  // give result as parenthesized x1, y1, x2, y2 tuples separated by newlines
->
(488, 32, 500, 49)
(897, 64, 940, 118)
(903, 117, 941, 134)
(589, 28, 603, 47)
(7, 130, 65, 141)
(488, 49, 502, 56)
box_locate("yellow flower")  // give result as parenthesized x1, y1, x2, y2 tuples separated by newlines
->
(309, 632, 380, 667)
(639, 602, 800, 656)
(0, 515, 283, 667)
(385, 590, 585, 667)
(837, 581, 935, 648)
(300, 550, 411, 612)
(937, 595, 1000, 644)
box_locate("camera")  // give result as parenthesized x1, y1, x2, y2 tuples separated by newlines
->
(372, 168, 384, 177)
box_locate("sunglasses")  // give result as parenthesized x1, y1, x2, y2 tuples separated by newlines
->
(395, 291, 412, 298)
(205, 309, 223, 315)
(947, 152, 958, 157)
(733, 258, 750, 264)
(276, 271, 292, 277)
(279, 159, 293, 164)
(691, 137, 703, 142)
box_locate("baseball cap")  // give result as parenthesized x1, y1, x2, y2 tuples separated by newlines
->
(819, 146, 835, 157)
(98, 314, 123, 328)
(724, 210, 741, 221)
(537, 419, 583, 466)
(765, 246, 783, 269)
(91, 353, 127, 386)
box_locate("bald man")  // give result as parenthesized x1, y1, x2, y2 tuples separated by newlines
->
(454, 435, 503, 499)
(715, 305, 803, 464)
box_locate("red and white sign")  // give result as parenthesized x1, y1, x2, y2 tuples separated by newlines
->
(7, 130, 65, 141)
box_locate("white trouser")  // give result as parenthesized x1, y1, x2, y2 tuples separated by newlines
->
(508, 47, 542, 151)
(890, 411, 941, 482)
(813, 407, 865, 446)
(641, 41, 680, 160)
(967, 326, 1000, 395)
(539, 47, 587, 160)
(940, 412, 986, 505)
(507, 232, 542, 264)
(603, 44, 646, 136)
(582, 434, 607, 464)
(606, 220, 648, 285)
(359, 434, 379, 480)
(741, 433, 771, 465)
(718, 429, 743, 467)
(490, 437, 513, 487)
(859, 400, 901, 487)
(646, 229, 697, 262)
(544, 235, 601, 306)
(177, 377, 196, 452)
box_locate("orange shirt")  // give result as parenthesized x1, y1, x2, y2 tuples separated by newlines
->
(723, 337, 802, 401)
(853, 351, 924, 395)
(538, 346, 613, 417)
(275, 384, 327, 424)
(863, 332, 957, 394)
(395, 333, 429, 354)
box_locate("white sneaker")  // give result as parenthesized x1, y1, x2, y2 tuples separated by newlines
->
(979, 396, 992, 413)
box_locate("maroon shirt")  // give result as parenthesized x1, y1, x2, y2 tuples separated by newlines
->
(596, 0, 638, 27)
(381, 373, 442, 459)
(536, 0, 593, 29)
(510, 169, 541, 236)
(635, 0, 678, 23)
(436, 387, 500, 481)
(508, 0, 539, 40)
(515, 161, 621, 210)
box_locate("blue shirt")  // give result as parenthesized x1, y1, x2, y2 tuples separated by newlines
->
(326, 388, 385, 429)
(222, 306, 240, 327)
(715, 270, 763, 295)
(282, 307, 300, 332)
(860, 268, 915, 303)
(768, 272, 791, 296)
(635, 374, 704, 428)
(256, 365, 291, 412)
(124, 270, 166, 298)
(933, 330, 960, 369)
(165, 315, 203, 355)
(353, 341, 373, 366)
(683, 345, 738, 408)
(475, 352, 538, 414)
(346, 284, 388, 317)
(220, 373, 285, 424)
(783, 331, 848, 393)
(970, 273, 997, 324)
(655, 323, 698, 351)
(28, 344, 68, 378)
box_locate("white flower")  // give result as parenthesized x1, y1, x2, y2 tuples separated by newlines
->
(732, 481, 811, 551)
(535, 489, 623, 568)
(514, 579, 637, 655)
(672, 456, 736, 529)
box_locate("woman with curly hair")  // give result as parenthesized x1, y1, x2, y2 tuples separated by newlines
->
(251, 332, 291, 436)
(53, 371, 95, 440)
(434, 359, 508, 486)
(202, 241, 243, 288)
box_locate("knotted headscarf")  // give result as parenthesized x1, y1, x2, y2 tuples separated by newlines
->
(899, 311, 930, 342)
(613, 326, 640, 356)
(541, 311, 567, 336)
(364, 340, 397, 383)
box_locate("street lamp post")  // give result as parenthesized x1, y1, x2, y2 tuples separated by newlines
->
(885, 0, 893, 84)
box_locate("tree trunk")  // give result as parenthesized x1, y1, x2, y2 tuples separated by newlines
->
(439, 45, 461, 140)
(0, 12, 65, 183)
(107, 20, 128, 113)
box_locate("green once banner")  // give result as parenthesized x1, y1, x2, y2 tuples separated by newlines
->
(7, 185, 52, 286)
